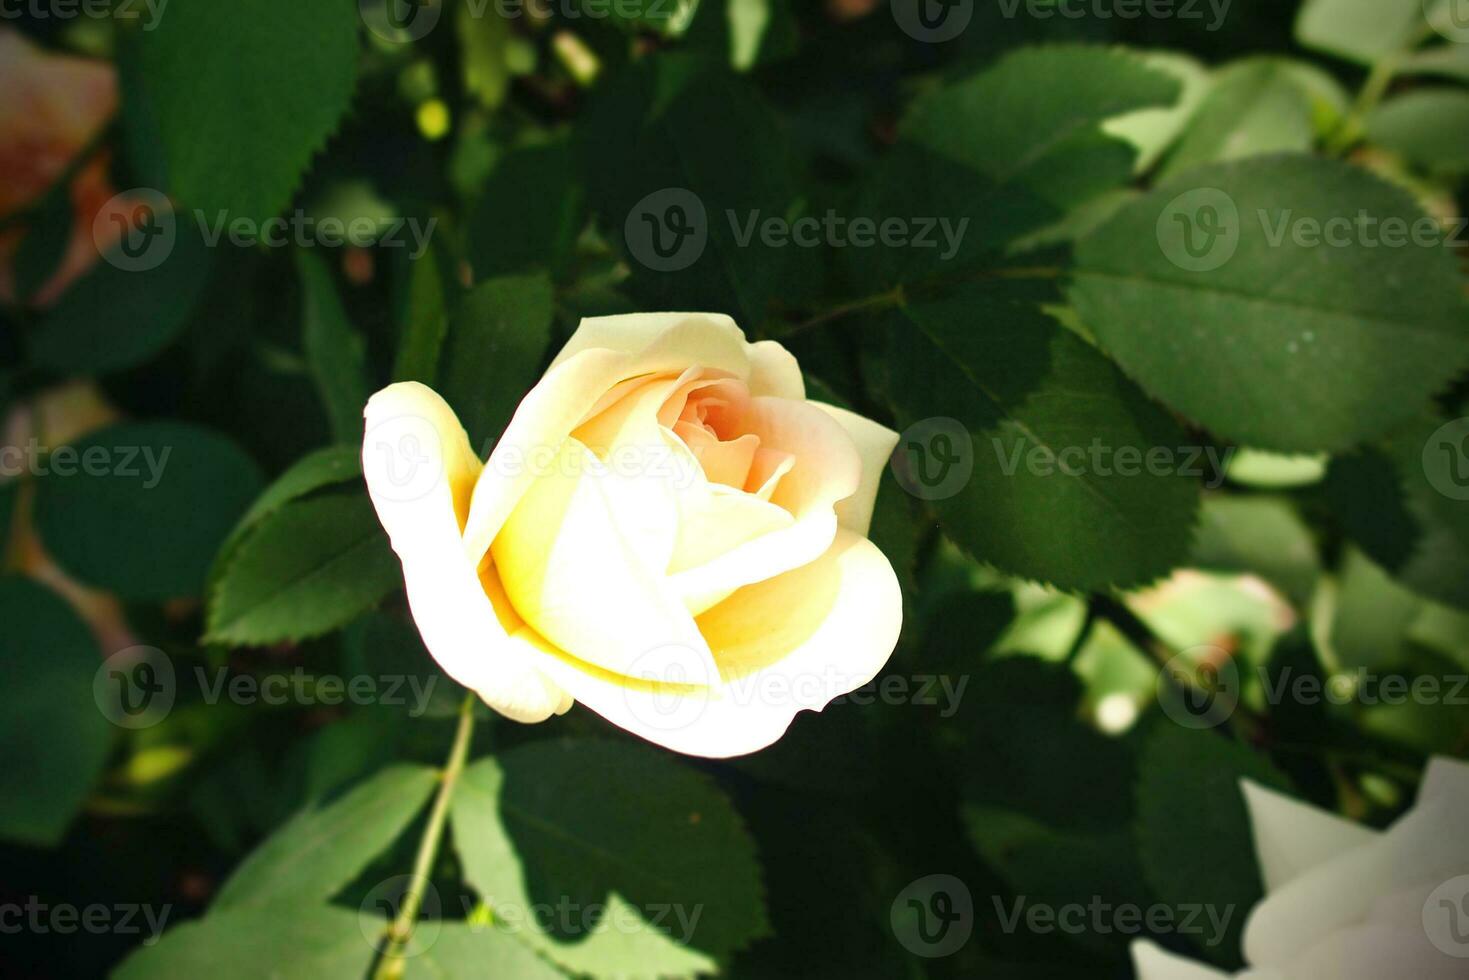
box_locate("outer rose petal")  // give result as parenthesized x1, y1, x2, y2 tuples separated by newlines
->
(363, 382, 569, 722)
(811, 402, 899, 536)
(746, 339, 805, 400)
(530, 529, 901, 758)
(1239, 779, 1378, 893)
(547, 312, 750, 371)
(1130, 940, 1236, 980)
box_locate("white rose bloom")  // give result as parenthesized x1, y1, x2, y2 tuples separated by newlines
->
(1133, 756, 1469, 979)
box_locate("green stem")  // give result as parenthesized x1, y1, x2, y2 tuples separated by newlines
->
(372, 694, 476, 980)
(1326, 23, 1438, 156)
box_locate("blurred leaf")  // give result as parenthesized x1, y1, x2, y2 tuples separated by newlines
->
(459, 3, 514, 109)
(1102, 51, 1213, 175)
(1134, 724, 1288, 966)
(405, 923, 565, 979)
(685, 0, 797, 70)
(1190, 495, 1320, 607)
(1368, 89, 1469, 173)
(466, 137, 586, 282)
(1070, 155, 1469, 452)
(0, 577, 110, 847)
(342, 612, 462, 720)
(206, 493, 401, 646)
(132, 0, 360, 223)
(883, 280, 1199, 591)
(114, 905, 372, 979)
(1295, 0, 1426, 66)
(439, 272, 554, 450)
(212, 763, 437, 912)
(1330, 547, 1424, 670)
(33, 421, 262, 600)
(1155, 59, 1315, 180)
(852, 45, 1181, 286)
(393, 246, 449, 385)
(12, 183, 74, 303)
(29, 219, 213, 374)
(451, 738, 768, 976)
(298, 250, 371, 444)
(1403, 44, 1469, 82)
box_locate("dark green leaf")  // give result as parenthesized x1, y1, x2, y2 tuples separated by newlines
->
(298, 250, 371, 444)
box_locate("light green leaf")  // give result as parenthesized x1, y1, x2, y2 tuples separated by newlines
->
(451, 739, 768, 977)
(1190, 495, 1321, 607)
(883, 279, 1200, 592)
(0, 578, 110, 847)
(440, 272, 554, 451)
(298, 250, 371, 444)
(1331, 547, 1426, 670)
(212, 763, 437, 912)
(1295, 0, 1426, 66)
(206, 493, 401, 646)
(1134, 724, 1289, 965)
(393, 246, 450, 385)
(1155, 59, 1317, 180)
(33, 422, 262, 600)
(406, 924, 566, 980)
(1069, 155, 1469, 452)
(1403, 44, 1469, 82)
(1368, 89, 1469, 172)
(114, 905, 374, 979)
(132, 0, 360, 223)
(1102, 50, 1213, 174)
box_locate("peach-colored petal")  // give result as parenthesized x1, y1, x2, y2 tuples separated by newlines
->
(547, 312, 751, 373)
(746, 339, 805, 400)
(811, 402, 898, 536)
(362, 382, 568, 722)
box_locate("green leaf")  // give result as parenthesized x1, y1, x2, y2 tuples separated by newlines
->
(1069, 155, 1469, 452)
(1134, 724, 1289, 966)
(12, 183, 74, 303)
(883, 280, 1199, 591)
(33, 421, 262, 600)
(406, 924, 566, 980)
(1295, 0, 1425, 66)
(114, 905, 373, 979)
(579, 56, 818, 328)
(1368, 89, 1469, 172)
(298, 250, 371, 444)
(1155, 59, 1316, 180)
(0, 578, 110, 847)
(1190, 495, 1321, 607)
(1403, 45, 1469, 82)
(212, 763, 437, 912)
(393, 247, 449, 385)
(1330, 547, 1426, 670)
(206, 493, 401, 646)
(853, 45, 1181, 286)
(466, 137, 586, 282)
(1102, 51, 1213, 175)
(451, 738, 768, 976)
(439, 272, 554, 451)
(132, 0, 359, 224)
(29, 218, 213, 374)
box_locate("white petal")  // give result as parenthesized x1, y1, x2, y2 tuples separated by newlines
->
(547, 312, 750, 373)
(532, 529, 901, 758)
(362, 383, 568, 722)
(1130, 940, 1235, 980)
(1279, 921, 1466, 980)
(1240, 779, 1378, 893)
(811, 401, 899, 536)
(1419, 756, 1469, 808)
(746, 339, 805, 400)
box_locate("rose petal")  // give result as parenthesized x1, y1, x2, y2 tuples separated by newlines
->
(747, 339, 805, 400)
(811, 402, 899, 536)
(1419, 755, 1469, 806)
(363, 383, 569, 721)
(1130, 940, 1236, 980)
(531, 529, 901, 757)
(547, 312, 751, 373)
(1280, 921, 1465, 980)
(1240, 779, 1378, 893)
